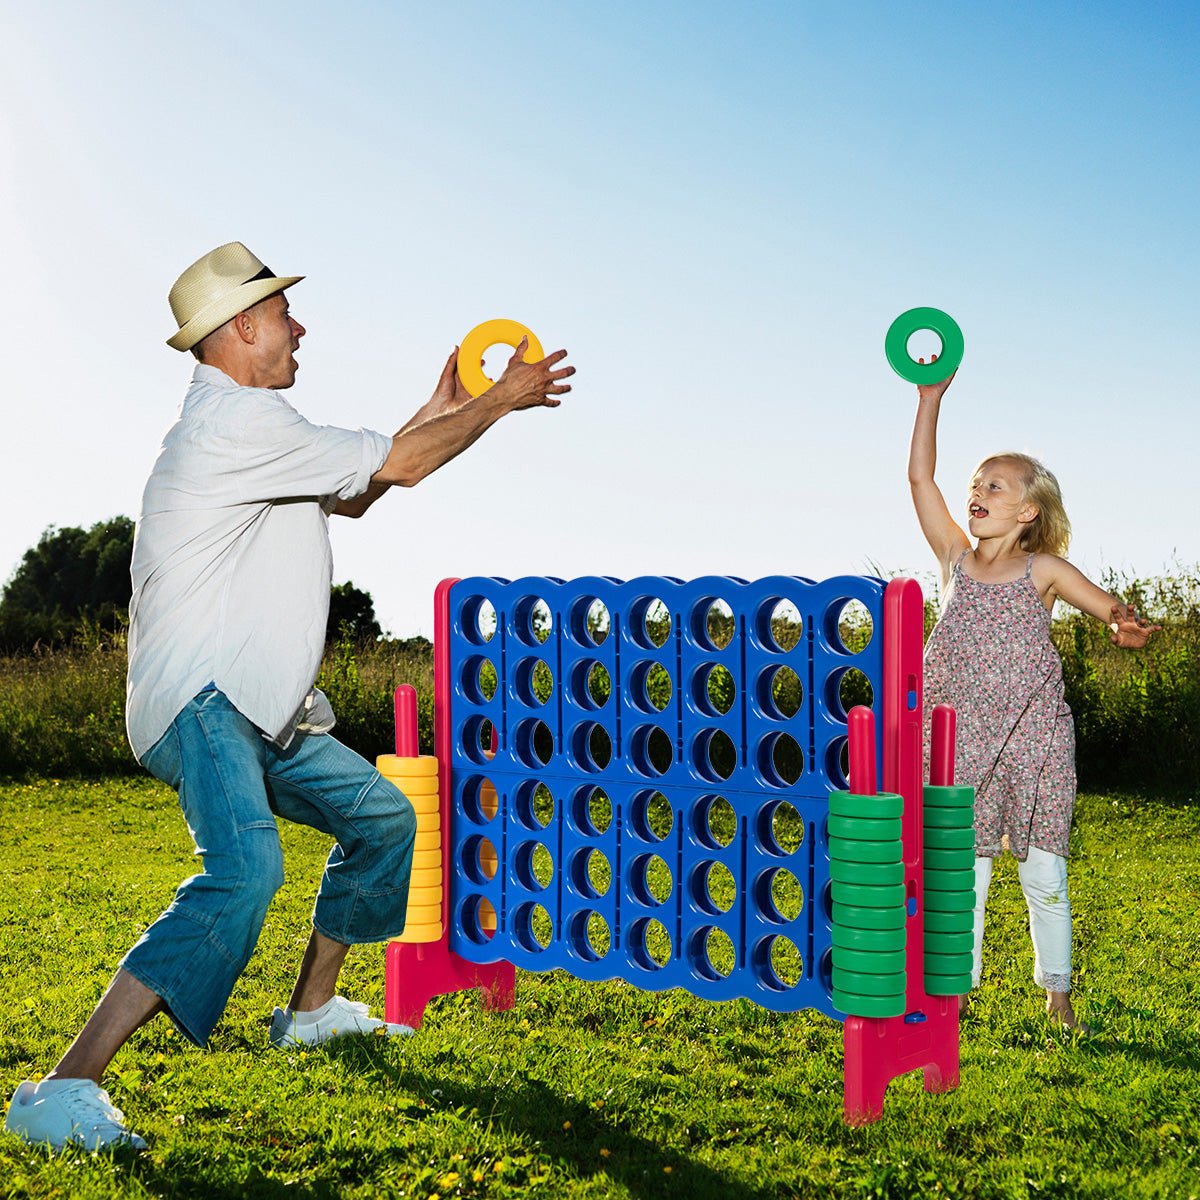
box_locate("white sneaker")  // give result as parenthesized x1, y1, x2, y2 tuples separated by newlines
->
(268, 995, 415, 1049)
(4, 1080, 147, 1151)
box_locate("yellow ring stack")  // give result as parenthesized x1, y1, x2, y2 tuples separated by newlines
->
(377, 752, 443, 942)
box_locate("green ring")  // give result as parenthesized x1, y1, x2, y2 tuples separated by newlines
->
(923, 827, 976, 850)
(827, 814, 903, 841)
(831, 924, 906, 952)
(923, 868, 977, 892)
(923, 784, 974, 808)
(833, 967, 907, 996)
(829, 837, 903, 865)
(924, 909, 974, 933)
(924, 972, 973, 996)
(833, 946, 906, 974)
(833, 903, 906, 930)
(829, 858, 905, 886)
(923, 848, 976, 872)
(925, 953, 973, 976)
(830, 881, 907, 908)
(885, 307, 964, 385)
(924, 806, 974, 830)
(924, 930, 974, 955)
(922, 889, 975, 913)
(832, 989, 906, 1018)
(828, 791, 904, 819)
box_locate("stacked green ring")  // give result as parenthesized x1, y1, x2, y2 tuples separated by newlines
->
(922, 783, 976, 996)
(827, 789, 907, 1019)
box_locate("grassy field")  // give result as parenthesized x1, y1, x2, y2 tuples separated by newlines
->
(0, 778, 1197, 1199)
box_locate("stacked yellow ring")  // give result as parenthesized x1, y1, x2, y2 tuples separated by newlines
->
(377, 753, 443, 942)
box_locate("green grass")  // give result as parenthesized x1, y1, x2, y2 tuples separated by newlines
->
(1, 780, 1197, 1199)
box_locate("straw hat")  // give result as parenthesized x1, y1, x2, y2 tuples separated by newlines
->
(166, 242, 303, 351)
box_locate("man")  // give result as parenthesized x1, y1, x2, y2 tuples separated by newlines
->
(4, 242, 574, 1151)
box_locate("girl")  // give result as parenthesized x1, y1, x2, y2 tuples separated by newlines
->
(908, 368, 1157, 1030)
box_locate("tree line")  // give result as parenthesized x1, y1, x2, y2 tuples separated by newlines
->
(0, 519, 385, 650)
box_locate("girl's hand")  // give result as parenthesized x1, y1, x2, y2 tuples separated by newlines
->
(915, 353, 957, 403)
(1108, 604, 1162, 648)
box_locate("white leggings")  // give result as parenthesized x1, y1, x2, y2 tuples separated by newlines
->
(971, 846, 1072, 993)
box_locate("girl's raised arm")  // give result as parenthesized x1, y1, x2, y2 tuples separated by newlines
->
(1037, 557, 1160, 648)
(907, 371, 970, 588)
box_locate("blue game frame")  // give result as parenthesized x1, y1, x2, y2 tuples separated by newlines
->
(444, 574, 886, 1018)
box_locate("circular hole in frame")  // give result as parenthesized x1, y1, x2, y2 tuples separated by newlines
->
(513, 718, 554, 768)
(630, 724, 673, 778)
(461, 655, 498, 705)
(568, 909, 611, 961)
(459, 894, 497, 944)
(826, 736, 850, 788)
(569, 596, 611, 647)
(828, 598, 874, 654)
(513, 779, 554, 830)
(513, 839, 554, 891)
(462, 834, 498, 886)
(758, 597, 803, 652)
(756, 799, 805, 856)
(694, 860, 736, 915)
(513, 657, 554, 707)
(630, 790, 674, 842)
(629, 916, 672, 970)
(630, 660, 673, 714)
(513, 595, 553, 647)
(513, 901, 553, 952)
(754, 934, 804, 990)
(692, 925, 736, 980)
(570, 847, 612, 898)
(461, 776, 500, 825)
(693, 728, 737, 782)
(692, 597, 735, 651)
(752, 866, 803, 922)
(693, 663, 735, 717)
(570, 721, 613, 773)
(571, 785, 612, 836)
(567, 660, 610, 710)
(629, 596, 671, 650)
(757, 731, 805, 788)
(759, 665, 803, 719)
(693, 795, 736, 849)
(461, 596, 497, 645)
(629, 853, 673, 906)
(462, 716, 497, 765)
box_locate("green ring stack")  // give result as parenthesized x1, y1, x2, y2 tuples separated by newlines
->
(922, 784, 975, 995)
(828, 789, 907, 1018)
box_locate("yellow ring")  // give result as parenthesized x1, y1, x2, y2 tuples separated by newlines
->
(410, 867, 442, 889)
(376, 754, 439, 779)
(394, 923, 444, 943)
(458, 319, 545, 398)
(403, 793, 441, 815)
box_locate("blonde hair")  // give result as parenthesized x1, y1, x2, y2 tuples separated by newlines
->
(974, 452, 1071, 557)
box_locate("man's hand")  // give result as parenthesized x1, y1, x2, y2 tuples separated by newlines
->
(1108, 604, 1161, 648)
(428, 347, 473, 419)
(490, 337, 574, 410)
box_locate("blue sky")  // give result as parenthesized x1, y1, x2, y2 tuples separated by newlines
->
(1, 1, 1197, 636)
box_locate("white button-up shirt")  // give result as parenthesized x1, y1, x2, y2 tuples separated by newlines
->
(125, 364, 392, 760)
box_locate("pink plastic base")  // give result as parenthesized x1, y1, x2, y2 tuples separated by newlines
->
(385, 578, 518, 1029)
(385, 939, 514, 1028)
(842, 577, 959, 1124)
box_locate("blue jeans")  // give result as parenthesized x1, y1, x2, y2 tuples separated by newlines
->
(122, 687, 416, 1046)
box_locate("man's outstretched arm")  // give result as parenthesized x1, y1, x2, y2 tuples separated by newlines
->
(334, 339, 573, 518)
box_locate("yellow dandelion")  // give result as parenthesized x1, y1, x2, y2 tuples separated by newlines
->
(600, 1148, 611, 1158)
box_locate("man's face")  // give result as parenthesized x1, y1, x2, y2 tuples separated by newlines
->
(253, 291, 306, 389)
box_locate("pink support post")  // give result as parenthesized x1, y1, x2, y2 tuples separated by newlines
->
(385, 578, 515, 1028)
(847, 706, 877, 796)
(842, 578, 960, 1124)
(394, 685, 419, 758)
(930, 704, 955, 787)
